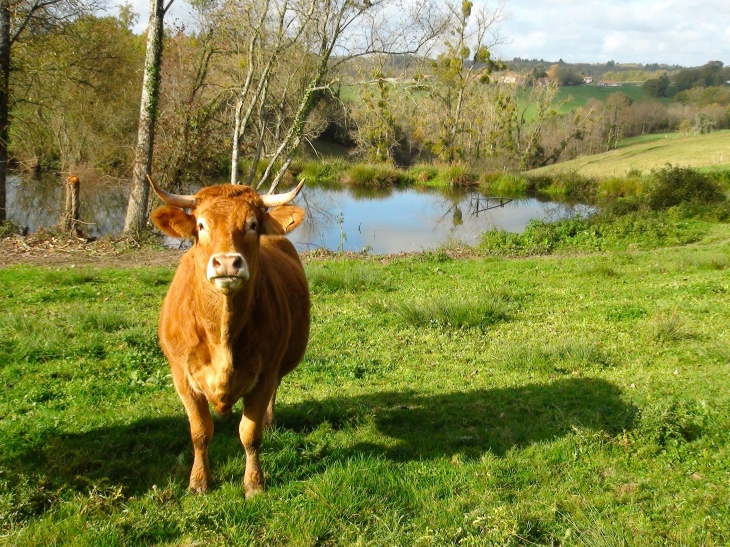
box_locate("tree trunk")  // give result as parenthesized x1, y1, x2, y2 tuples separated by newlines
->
(0, 0, 10, 223)
(123, 0, 168, 234)
(230, 98, 243, 184)
(62, 175, 80, 231)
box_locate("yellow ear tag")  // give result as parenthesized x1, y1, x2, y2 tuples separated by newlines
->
(284, 216, 294, 233)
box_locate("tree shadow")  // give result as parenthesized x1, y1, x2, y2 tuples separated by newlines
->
(2, 377, 635, 499)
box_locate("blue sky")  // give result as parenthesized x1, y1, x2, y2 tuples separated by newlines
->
(119, 0, 730, 68)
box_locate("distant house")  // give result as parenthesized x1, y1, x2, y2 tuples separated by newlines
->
(498, 73, 525, 85)
(597, 80, 622, 87)
(583, 76, 593, 84)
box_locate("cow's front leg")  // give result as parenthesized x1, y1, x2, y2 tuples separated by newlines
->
(240, 375, 277, 497)
(177, 379, 214, 493)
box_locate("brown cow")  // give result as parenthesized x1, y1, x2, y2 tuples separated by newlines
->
(149, 177, 309, 497)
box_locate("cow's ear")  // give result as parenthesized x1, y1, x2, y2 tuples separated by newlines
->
(262, 205, 306, 235)
(151, 206, 197, 238)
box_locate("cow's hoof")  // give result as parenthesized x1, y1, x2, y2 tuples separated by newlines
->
(189, 479, 210, 494)
(245, 483, 264, 498)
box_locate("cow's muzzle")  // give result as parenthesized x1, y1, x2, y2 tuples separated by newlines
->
(207, 252, 249, 292)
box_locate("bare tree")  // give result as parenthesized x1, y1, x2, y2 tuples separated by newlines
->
(216, 0, 447, 193)
(0, 0, 89, 222)
(123, 0, 174, 234)
(154, 15, 225, 190)
(418, 0, 504, 163)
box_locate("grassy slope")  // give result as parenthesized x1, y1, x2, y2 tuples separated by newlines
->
(528, 130, 730, 178)
(2, 228, 730, 545)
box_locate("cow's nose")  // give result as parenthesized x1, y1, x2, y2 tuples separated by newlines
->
(207, 253, 249, 280)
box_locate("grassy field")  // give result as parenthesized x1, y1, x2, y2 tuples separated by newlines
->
(2, 223, 730, 545)
(553, 84, 663, 113)
(528, 131, 730, 178)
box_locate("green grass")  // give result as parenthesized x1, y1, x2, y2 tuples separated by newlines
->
(553, 83, 667, 113)
(341, 163, 405, 187)
(516, 84, 662, 121)
(2, 222, 730, 544)
(529, 130, 730, 178)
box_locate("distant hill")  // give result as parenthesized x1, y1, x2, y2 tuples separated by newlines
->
(505, 58, 683, 81)
(527, 131, 730, 177)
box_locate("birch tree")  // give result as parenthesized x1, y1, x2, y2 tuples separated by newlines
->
(123, 0, 173, 234)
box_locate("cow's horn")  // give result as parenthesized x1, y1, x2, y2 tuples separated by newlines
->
(260, 179, 305, 208)
(147, 175, 197, 208)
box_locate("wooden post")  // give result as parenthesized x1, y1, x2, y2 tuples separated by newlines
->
(62, 175, 80, 231)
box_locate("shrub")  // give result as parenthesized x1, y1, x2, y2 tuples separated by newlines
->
(407, 164, 438, 183)
(478, 210, 709, 257)
(341, 163, 402, 187)
(531, 170, 596, 200)
(644, 165, 725, 209)
(485, 173, 529, 195)
(298, 160, 346, 186)
(0, 220, 22, 238)
(436, 164, 477, 187)
(597, 176, 642, 200)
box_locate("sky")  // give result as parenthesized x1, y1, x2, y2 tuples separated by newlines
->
(494, 0, 730, 66)
(117, 0, 730, 68)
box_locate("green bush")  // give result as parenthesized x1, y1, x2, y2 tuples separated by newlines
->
(298, 160, 346, 186)
(530, 170, 596, 200)
(407, 164, 438, 183)
(435, 164, 477, 187)
(478, 210, 709, 257)
(486, 173, 529, 195)
(597, 176, 643, 200)
(341, 163, 403, 187)
(0, 220, 22, 238)
(644, 165, 725, 209)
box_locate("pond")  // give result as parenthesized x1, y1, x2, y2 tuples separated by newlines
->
(6, 174, 594, 254)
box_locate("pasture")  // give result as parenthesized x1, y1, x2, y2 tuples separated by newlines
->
(552, 84, 663, 113)
(528, 130, 730, 179)
(1, 224, 730, 545)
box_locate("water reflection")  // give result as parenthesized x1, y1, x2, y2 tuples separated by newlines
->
(289, 186, 594, 254)
(6, 173, 594, 254)
(7, 174, 128, 237)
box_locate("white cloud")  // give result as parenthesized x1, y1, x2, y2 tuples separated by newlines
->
(114, 0, 730, 67)
(495, 0, 730, 66)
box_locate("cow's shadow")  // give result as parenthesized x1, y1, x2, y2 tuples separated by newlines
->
(277, 377, 636, 461)
(3, 377, 635, 497)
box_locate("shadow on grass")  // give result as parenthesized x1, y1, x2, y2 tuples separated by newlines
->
(279, 377, 636, 460)
(2, 378, 634, 505)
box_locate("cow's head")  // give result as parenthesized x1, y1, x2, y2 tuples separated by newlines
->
(150, 177, 305, 295)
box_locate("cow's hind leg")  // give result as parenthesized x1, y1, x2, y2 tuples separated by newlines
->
(240, 375, 277, 497)
(263, 384, 278, 431)
(177, 381, 214, 493)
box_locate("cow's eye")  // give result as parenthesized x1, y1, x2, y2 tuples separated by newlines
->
(197, 222, 204, 232)
(249, 219, 258, 232)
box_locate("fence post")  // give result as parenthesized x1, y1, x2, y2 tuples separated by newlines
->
(62, 175, 80, 231)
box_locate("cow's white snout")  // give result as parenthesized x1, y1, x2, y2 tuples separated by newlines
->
(207, 252, 249, 292)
